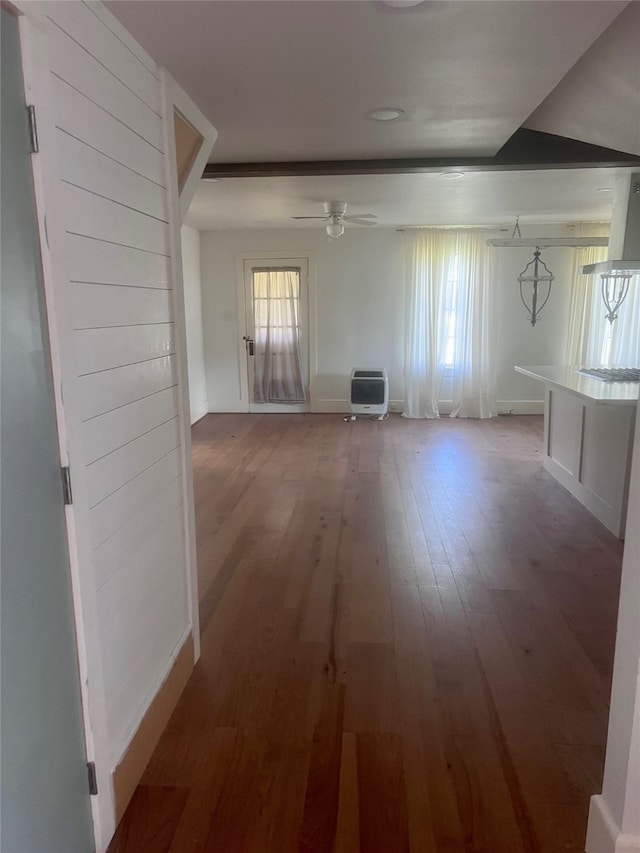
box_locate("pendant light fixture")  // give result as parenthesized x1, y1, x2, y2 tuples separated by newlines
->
(581, 174, 640, 324)
(488, 217, 611, 327)
(510, 217, 555, 327)
(518, 248, 554, 327)
(600, 272, 633, 324)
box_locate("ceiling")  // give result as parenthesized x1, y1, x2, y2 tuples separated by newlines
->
(185, 168, 627, 230)
(107, 0, 637, 231)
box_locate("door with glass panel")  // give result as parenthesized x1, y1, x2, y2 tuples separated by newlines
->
(243, 259, 309, 412)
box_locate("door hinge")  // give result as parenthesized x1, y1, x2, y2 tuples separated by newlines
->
(61, 466, 72, 505)
(87, 762, 98, 796)
(27, 105, 39, 154)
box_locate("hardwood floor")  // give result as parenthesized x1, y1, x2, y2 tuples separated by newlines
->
(108, 413, 623, 852)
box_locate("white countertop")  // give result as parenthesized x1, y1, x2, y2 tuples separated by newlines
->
(515, 365, 640, 405)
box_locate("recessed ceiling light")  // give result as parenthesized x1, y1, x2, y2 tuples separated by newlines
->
(597, 187, 613, 193)
(382, 1, 427, 7)
(440, 171, 465, 179)
(367, 107, 405, 122)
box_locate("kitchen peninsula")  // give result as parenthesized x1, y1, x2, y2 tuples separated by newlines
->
(515, 365, 638, 538)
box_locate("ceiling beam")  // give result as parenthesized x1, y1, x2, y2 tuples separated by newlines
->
(202, 129, 640, 180)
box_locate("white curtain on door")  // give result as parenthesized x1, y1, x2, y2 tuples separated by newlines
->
(403, 229, 496, 419)
(253, 268, 306, 403)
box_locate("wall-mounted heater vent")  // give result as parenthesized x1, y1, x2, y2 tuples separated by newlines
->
(350, 368, 389, 417)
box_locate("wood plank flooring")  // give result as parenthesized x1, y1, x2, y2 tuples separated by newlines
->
(108, 413, 623, 853)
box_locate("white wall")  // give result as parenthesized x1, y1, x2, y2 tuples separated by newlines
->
(181, 226, 208, 423)
(200, 224, 576, 414)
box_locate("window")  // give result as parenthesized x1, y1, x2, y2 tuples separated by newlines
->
(251, 267, 306, 403)
(443, 253, 459, 367)
(252, 267, 301, 356)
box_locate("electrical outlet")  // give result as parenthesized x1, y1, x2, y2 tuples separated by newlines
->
(389, 402, 397, 412)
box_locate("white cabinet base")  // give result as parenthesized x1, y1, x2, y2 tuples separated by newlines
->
(543, 387, 635, 538)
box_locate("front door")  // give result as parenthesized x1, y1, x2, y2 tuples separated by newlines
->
(0, 10, 95, 852)
(243, 258, 309, 413)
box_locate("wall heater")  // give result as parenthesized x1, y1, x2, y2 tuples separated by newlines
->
(350, 368, 389, 417)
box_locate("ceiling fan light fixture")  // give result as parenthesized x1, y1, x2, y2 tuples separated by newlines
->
(367, 107, 405, 122)
(326, 220, 344, 239)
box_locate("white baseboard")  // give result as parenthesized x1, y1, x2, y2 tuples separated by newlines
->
(496, 400, 545, 415)
(208, 400, 248, 413)
(587, 795, 640, 853)
(205, 399, 545, 417)
(190, 400, 208, 424)
(311, 399, 405, 414)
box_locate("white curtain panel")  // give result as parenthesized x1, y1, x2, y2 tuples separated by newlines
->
(253, 268, 306, 403)
(403, 230, 496, 419)
(565, 223, 610, 366)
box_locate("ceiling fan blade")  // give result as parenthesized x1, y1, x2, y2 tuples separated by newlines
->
(345, 216, 377, 226)
(345, 213, 377, 219)
(291, 215, 328, 220)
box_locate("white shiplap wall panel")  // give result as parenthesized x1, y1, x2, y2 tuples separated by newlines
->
(87, 417, 180, 508)
(66, 233, 169, 289)
(89, 448, 183, 550)
(44, 2, 161, 112)
(77, 355, 177, 422)
(63, 185, 169, 255)
(51, 76, 165, 185)
(83, 386, 179, 464)
(57, 131, 167, 221)
(84, 1, 158, 76)
(104, 553, 187, 759)
(97, 515, 184, 629)
(92, 476, 183, 591)
(101, 549, 186, 719)
(22, 3, 201, 840)
(76, 324, 174, 376)
(71, 282, 172, 329)
(46, 22, 163, 148)
(99, 537, 186, 690)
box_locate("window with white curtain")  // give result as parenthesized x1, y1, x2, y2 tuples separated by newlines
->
(403, 229, 496, 419)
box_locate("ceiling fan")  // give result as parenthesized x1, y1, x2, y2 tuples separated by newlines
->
(291, 201, 377, 238)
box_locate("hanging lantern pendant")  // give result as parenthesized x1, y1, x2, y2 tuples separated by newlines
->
(601, 272, 632, 324)
(518, 248, 554, 326)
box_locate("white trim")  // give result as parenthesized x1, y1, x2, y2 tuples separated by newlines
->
(310, 399, 543, 416)
(496, 400, 545, 415)
(208, 401, 250, 414)
(160, 69, 216, 664)
(235, 251, 317, 415)
(587, 795, 640, 853)
(164, 76, 217, 224)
